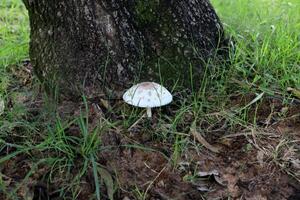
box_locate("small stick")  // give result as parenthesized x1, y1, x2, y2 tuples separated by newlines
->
(128, 113, 146, 131)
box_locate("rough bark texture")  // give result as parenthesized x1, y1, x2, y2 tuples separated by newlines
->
(23, 0, 227, 99)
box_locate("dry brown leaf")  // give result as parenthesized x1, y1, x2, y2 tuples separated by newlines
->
(100, 99, 110, 109)
(98, 167, 114, 200)
(197, 169, 227, 186)
(222, 173, 241, 198)
(287, 87, 300, 99)
(190, 124, 220, 153)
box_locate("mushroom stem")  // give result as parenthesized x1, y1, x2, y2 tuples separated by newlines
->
(146, 107, 152, 118)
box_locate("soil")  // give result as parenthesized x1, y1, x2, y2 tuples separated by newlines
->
(0, 63, 299, 200)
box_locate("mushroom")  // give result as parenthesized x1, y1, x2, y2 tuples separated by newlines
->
(123, 82, 173, 118)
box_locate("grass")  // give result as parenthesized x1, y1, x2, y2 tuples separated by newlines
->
(213, 0, 300, 90)
(0, 0, 29, 69)
(0, 0, 300, 199)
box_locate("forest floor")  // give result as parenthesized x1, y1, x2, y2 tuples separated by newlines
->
(0, 0, 300, 200)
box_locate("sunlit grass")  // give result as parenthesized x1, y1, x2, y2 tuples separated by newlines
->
(212, 0, 300, 89)
(0, 0, 29, 69)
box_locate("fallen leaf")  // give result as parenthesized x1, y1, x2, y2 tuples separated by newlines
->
(190, 123, 220, 153)
(197, 170, 226, 186)
(197, 185, 210, 192)
(100, 99, 110, 109)
(219, 138, 233, 147)
(287, 87, 300, 99)
(222, 173, 240, 198)
(280, 107, 289, 114)
(198, 170, 219, 177)
(98, 167, 114, 200)
(214, 175, 227, 187)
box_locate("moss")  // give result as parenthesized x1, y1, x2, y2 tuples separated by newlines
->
(133, 1, 198, 85)
(134, 0, 160, 26)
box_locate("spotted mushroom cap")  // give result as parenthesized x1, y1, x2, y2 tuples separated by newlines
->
(123, 82, 173, 108)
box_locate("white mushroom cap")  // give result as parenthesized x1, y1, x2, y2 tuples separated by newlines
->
(123, 82, 172, 108)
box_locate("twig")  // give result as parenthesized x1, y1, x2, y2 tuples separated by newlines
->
(144, 166, 167, 199)
(221, 131, 278, 139)
(128, 113, 146, 131)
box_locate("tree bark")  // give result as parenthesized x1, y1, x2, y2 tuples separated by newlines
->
(23, 0, 227, 99)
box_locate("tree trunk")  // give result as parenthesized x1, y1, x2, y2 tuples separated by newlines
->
(23, 0, 227, 99)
